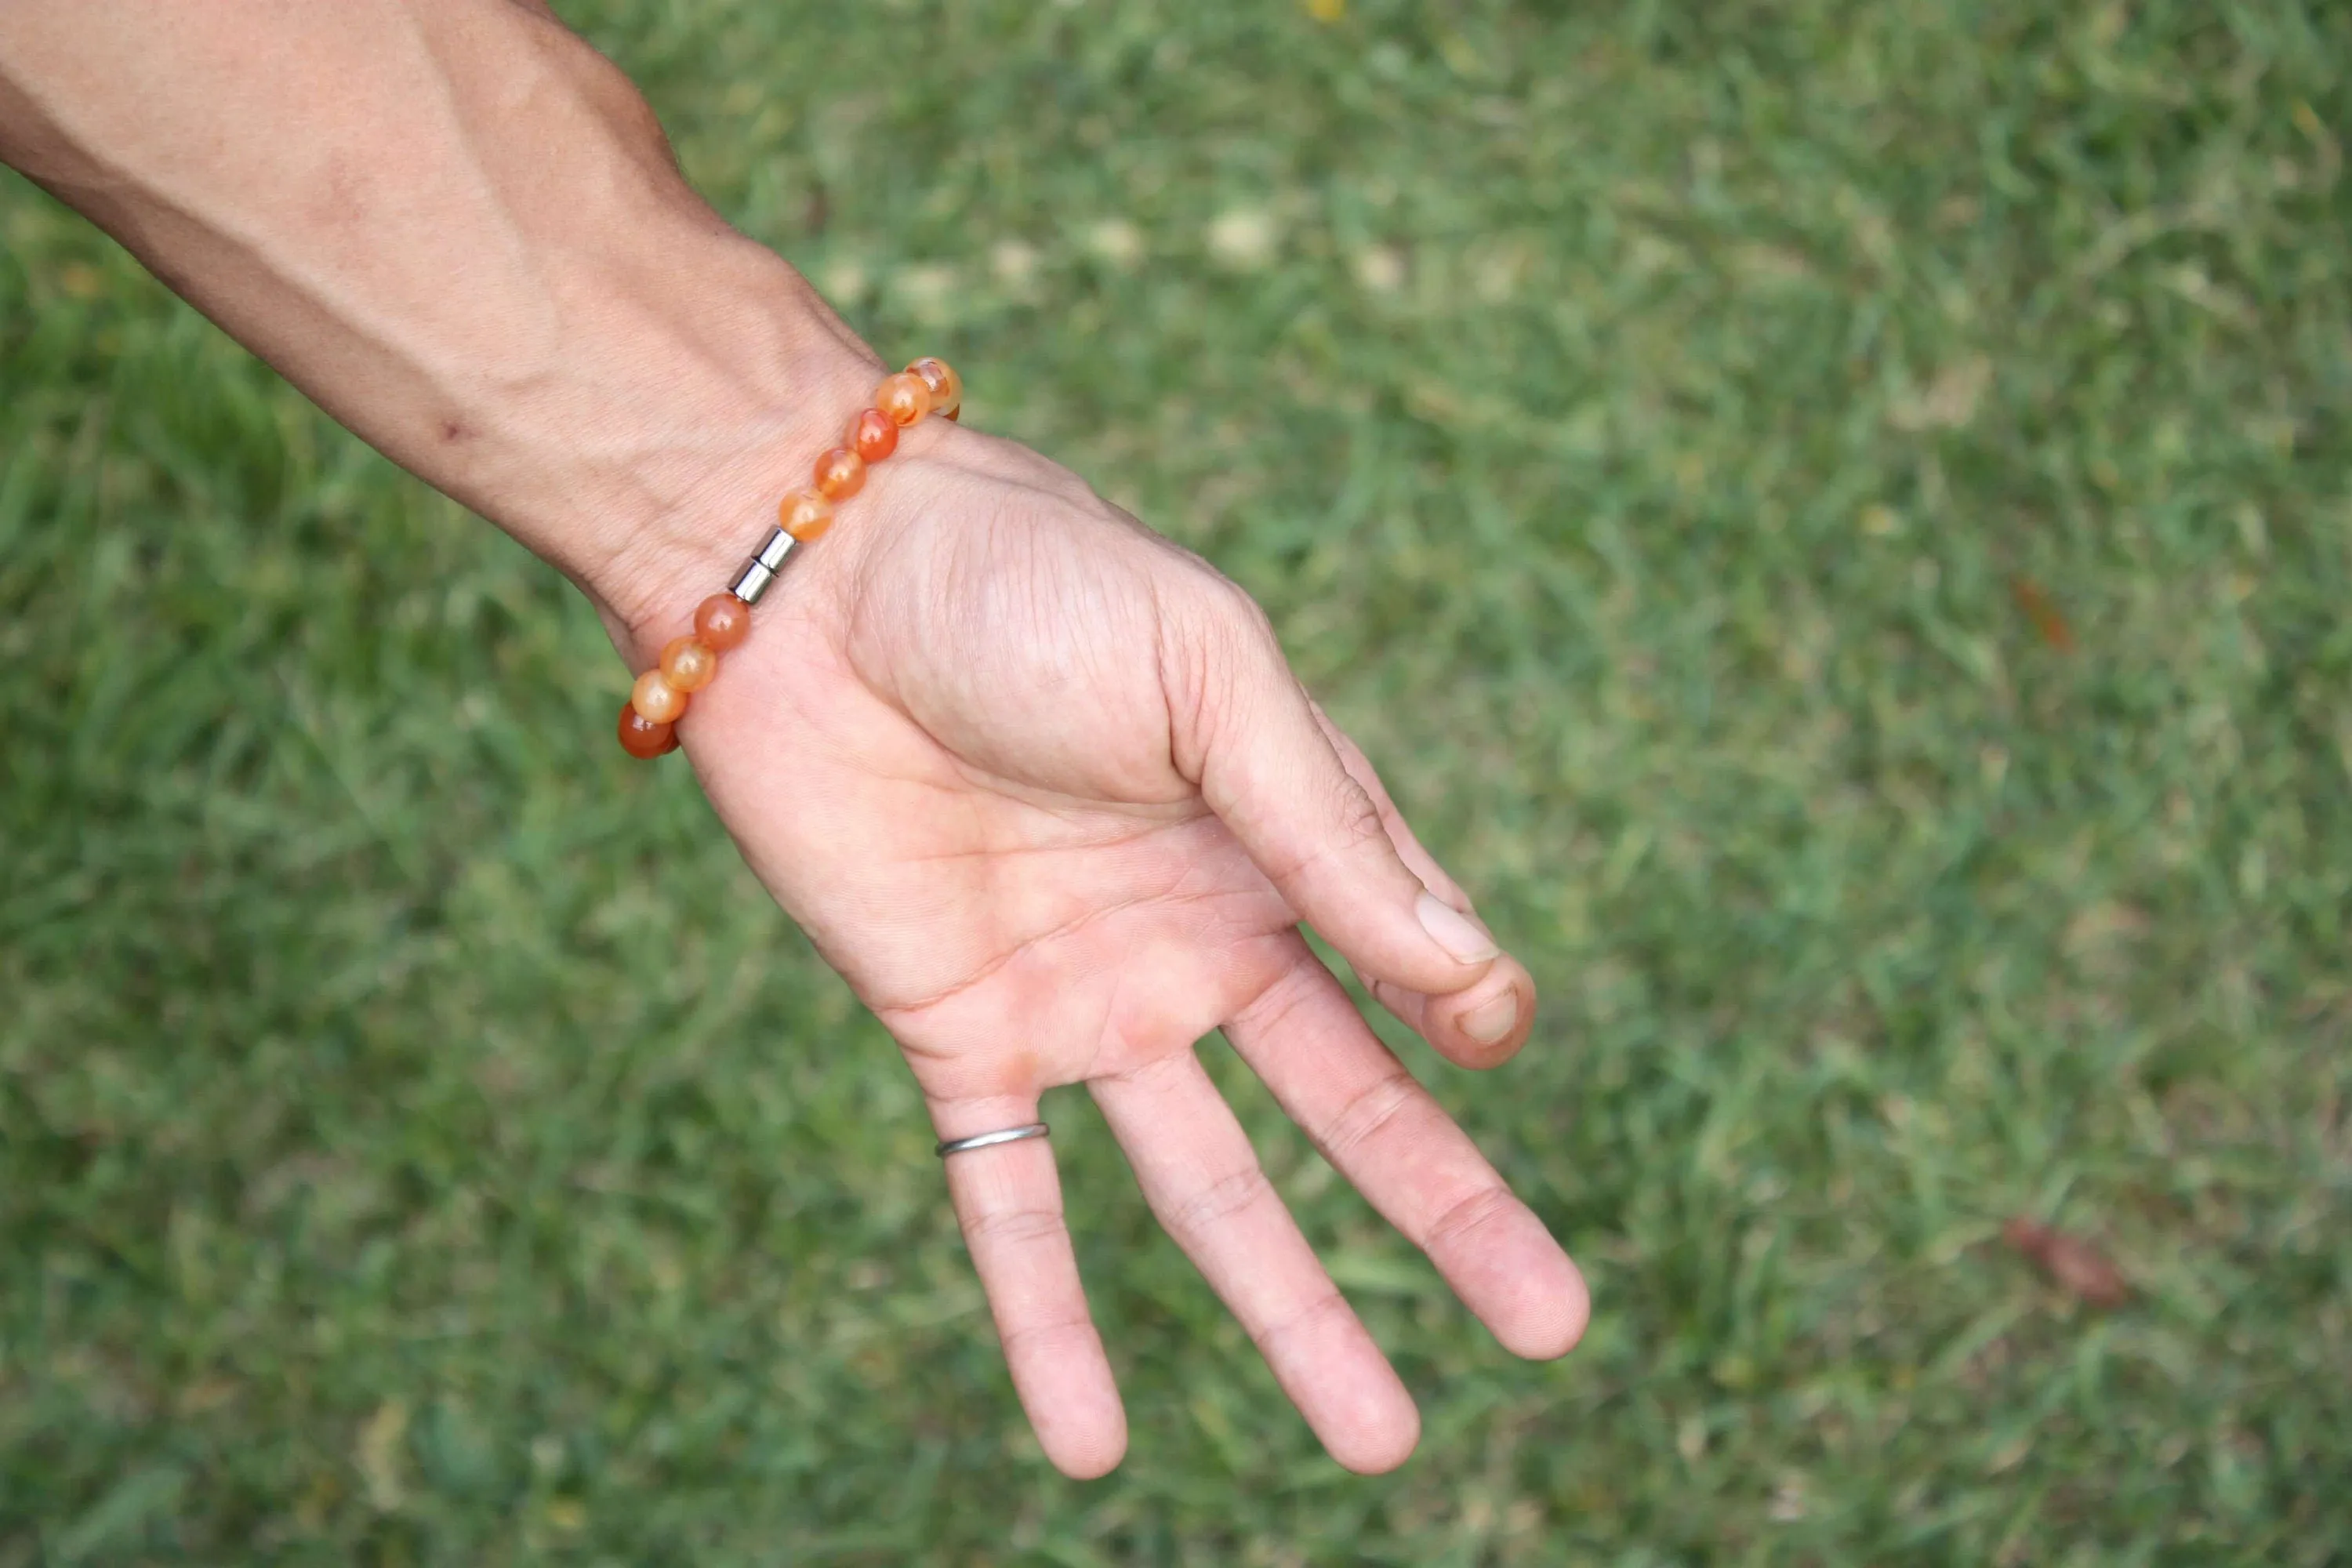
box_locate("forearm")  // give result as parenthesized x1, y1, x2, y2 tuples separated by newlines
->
(0, 0, 871, 640)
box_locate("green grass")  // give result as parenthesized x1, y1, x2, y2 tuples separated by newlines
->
(5, 0, 2352, 1561)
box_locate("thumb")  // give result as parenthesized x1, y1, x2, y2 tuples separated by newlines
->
(1163, 576, 1501, 998)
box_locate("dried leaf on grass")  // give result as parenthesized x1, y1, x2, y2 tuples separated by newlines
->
(2003, 1218, 2130, 1308)
(2009, 576, 2074, 651)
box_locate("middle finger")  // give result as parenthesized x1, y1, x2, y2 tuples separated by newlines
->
(1090, 1051, 1419, 1474)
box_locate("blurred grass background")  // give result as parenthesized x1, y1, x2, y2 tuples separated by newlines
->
(5, 0, 2352, 1561)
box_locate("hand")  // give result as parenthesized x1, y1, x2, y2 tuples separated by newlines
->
(0, 0, 1582, 1478)
(625, 411, 1589, 1477)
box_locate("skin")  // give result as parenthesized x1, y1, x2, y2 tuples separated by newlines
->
(0, 0, 1588, 1477)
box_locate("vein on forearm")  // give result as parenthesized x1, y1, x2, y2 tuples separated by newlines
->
(0, 0, 827, 603)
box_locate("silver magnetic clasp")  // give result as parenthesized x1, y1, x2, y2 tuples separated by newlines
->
(728, 528, 797, 604)
(729, 560, 775, 603)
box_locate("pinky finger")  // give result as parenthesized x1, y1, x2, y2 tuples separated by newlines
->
(933, 1094, 1127, 1478)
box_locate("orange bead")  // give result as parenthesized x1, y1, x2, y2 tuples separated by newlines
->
(781, 491, 835, 541)
(814, 446, 866, 500)
(908, 357, 961, 418)
(875, 372, 932, 427)
(694, 592, 752, 652)
(660, 636, 717, 693)
(631, 669, 688, 724)
(618, 701, 677, 758)
(850, 407, 898, 463)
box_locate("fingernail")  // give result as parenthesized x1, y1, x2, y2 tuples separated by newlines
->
(1460, 991, 1519, 1045)
(1416, 891, 1498, 964)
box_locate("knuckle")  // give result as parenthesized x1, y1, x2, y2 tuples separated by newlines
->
(1423, 1183, 1519, 1253)
(1162, 573, 1269, 772)
(1316, 1070, 1421, 1163)
(999, 1315, 1097, 1356)
(1203, 570, 1276, 640)
(1329, 779, 1388, 856)
(1253, 776, 1391, 890)
(964, 1204, 1065, 1250)
(1250, 1287, 1353, 1356)
(1164, 1165, 1274, 1243)
(1232, 963, 1323, 1040)
(1180, 571, 1282, 677)
(1367, 976, 1431, 1032)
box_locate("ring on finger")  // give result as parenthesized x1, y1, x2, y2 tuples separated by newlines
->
(935, 1122, 1050, 1158)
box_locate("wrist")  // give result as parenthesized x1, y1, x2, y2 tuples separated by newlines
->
(591, 327, 982, 760)
(585, 376, 964, 671)
(466, 238, 891, 660)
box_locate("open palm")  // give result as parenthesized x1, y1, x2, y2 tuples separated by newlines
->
(667, 424, 1587, 1476)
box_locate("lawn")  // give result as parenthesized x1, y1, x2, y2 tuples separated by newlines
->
(5, 1, 2350, 1562)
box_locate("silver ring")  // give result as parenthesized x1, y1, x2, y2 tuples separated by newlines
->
(935, 1122, 1049, 1158)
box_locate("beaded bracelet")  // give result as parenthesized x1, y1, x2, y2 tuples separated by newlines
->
(615, 356, 962, 758)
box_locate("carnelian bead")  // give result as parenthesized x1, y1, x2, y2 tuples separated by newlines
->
(814, 446, 866, 500)
(850, 407, 899, 463)
(631, 669, 688, 724)
(781, 491, 835, 541)
(908, 357, 961, 417)
(694, 592, 752, 652)
(660, 636, 717, 693)
(618, 701, 677, 758)
(875, 372, 932, 427)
